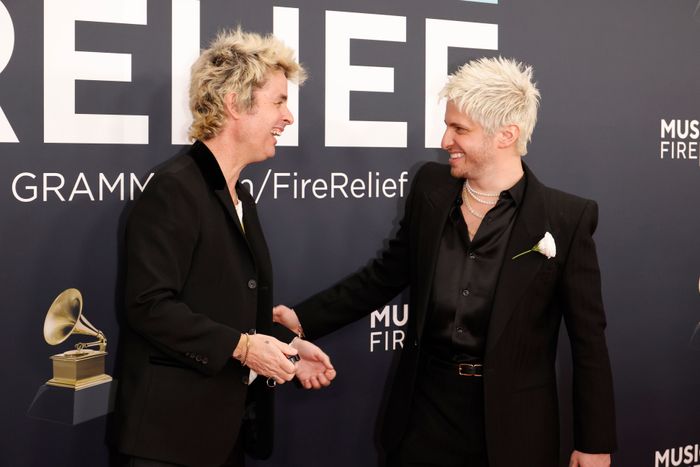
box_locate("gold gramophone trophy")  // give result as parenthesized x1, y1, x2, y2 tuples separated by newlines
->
(43, 288, 112, 390)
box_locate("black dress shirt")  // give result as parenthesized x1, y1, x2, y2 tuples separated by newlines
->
(425, 174, 526, 362)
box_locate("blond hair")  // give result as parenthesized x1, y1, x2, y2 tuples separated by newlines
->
(189, 28, 307, 141)
(441, 57, 540, 155)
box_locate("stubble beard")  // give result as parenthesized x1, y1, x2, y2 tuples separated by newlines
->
(449, 149, 492, 181)
(449, 164, 467, 180)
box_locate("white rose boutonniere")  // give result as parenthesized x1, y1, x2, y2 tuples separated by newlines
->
(512, 232, 556, 260)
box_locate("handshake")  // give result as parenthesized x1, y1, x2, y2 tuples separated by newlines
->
(231, 305, 336, 390)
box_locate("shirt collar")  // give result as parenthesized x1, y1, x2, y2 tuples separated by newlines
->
(449, 170, 527, 222)
(503, 171, 527, 207)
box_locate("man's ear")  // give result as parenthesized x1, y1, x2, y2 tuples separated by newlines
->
(496, 124, 520, 149)
(224, 92, 240, 119)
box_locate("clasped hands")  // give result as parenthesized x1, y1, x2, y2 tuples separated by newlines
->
(232, 306, 336, 389)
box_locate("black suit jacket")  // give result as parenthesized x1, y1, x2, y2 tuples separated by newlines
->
(295, 162, 617, 467)
(115, 141, 290, 466)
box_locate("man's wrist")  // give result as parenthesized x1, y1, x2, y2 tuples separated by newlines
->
(233, 333, 251, 365)
(291, 309, 304, 338)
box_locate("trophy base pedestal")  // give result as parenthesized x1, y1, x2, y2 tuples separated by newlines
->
(27, 379, 117, 425)
(47, 373, 113, 390)
(48, 349, 111, 389)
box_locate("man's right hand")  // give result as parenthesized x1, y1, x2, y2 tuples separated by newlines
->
(233, 333, 297, 384)
(272, 304, 302, 335)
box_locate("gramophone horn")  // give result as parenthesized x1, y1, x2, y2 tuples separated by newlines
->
(43, 288, 101, 345)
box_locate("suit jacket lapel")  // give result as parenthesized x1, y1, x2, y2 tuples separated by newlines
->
(214, 185, 247, 239)
(238, 185, 270, 271)
(191, 141, 255, 256)
(485, 164, 550, 354)
(416, 174, 462, 338)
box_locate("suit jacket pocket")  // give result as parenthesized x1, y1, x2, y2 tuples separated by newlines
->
(149, 354, 191, 370)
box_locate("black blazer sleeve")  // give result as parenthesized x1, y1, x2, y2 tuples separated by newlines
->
(561, 200, 617, 453)
(294, 165, 427, 338)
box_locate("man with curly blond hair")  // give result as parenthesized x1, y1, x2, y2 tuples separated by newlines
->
(114, 29, 334, 467)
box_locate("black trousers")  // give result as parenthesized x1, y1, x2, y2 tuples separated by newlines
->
(388, 355, 489, 467)
(120, 433, 245, 467)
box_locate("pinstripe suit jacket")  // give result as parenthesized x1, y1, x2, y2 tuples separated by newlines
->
(295, 161, 617, 467)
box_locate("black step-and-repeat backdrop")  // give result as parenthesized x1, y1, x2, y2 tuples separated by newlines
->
(2, 1, 699, 466)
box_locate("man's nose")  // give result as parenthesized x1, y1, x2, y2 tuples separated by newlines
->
(283, 105, 294, 125)
(441, 129, 452, 150)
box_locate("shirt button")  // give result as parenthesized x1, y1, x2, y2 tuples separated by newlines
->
(247, 279, 257, 289)
(468, 252, 476, 259)
(461, 289, 470, 297)
(456, 326, 464, 333)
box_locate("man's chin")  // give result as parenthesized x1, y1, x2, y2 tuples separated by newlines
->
(253, 151, 275, 164)
(449, 166, 467, 179)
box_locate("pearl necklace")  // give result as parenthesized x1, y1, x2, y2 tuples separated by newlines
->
(461, 185, 485, 219)
(465, 180, 500, 197)
(465, 180, 499, 205)
(464, 199, 484, 219)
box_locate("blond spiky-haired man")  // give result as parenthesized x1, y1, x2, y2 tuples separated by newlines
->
(275, 57, 616, 467)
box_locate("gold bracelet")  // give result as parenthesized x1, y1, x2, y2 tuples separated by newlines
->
(240, 333, 250, 366)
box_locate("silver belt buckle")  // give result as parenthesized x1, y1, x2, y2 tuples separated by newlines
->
(458, 363, 483, 377)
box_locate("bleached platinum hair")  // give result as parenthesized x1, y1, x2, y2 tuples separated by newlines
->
(189, 28, 307, 141)
(440, 56, 540, 155)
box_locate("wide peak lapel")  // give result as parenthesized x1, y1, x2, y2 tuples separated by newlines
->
(426, 177, 462, 209)
(415, 175, 462, 338)
(485, 166, 549, 354)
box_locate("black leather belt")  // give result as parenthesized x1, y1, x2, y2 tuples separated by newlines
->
(457, 363, 483, 377)
(424, 354, 484, 377)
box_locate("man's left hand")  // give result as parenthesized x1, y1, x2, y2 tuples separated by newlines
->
(569, 450, 611, 467)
